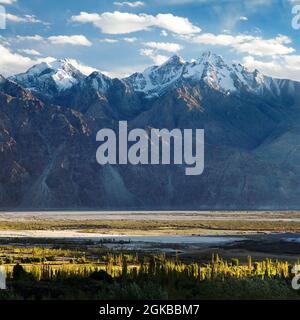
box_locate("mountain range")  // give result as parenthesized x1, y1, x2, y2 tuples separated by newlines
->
(1, 51, 300, 210)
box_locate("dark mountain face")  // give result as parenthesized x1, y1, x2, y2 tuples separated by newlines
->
(2, 51, 300, 210)
(58, 73, 149, 121)
(0, 76, 96, 208)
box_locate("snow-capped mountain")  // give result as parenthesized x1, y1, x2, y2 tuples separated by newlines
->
(10, 52, 300, 104)
(3, 51, 300, 210)
(9, 59, 85, 98)
(124, 55, 186, 97)
(124, 51, 299, 99)
(79, 71, 113, 94)
(124, 52, 248, 96)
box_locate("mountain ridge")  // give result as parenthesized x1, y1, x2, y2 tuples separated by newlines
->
(2, 51, 300, 209)
(9, 51, 300, 101)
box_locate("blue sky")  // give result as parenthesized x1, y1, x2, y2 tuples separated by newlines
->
(0, 0, 300, 80)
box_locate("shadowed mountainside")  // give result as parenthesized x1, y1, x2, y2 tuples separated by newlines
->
(2, 52, 300, 209)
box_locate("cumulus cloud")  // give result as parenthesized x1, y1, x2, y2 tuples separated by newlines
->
(100, 37, 138, 43)
(0, 44, 98, 77)
(0, 0, 17, 4)
(113, 1, 144, 7)
(71, 11, 201, 35)
(99, 38, 119, 43)
(0, 44, 45, 76)
(5, 13, 48, 24)
(143, 41, 183, 52)
(140, 48, 169, 65)
(103, 64, 148, 78)
(14, 34, 92, 47)
(239, 16, 248, 21)
(66, 59, 98, 75)
(234, 35, 294, 56)
(242, 55, 300, 82)
(18, 48, 41, 56)
(123, 37, 137, 42)
(184, 33, 294, 56)
(48, 35, 92, 46)
(16, 35, 44, 41)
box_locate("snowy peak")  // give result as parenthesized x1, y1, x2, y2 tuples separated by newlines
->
(8, 52, 297, 102)
(124, 54, 186, 97)
(10, 59, 85, 96)
(185, 51, 237, 92)
(80, 71, 113, 94)
(183, 51, 267, 94)
(197, 51, 226, 66)
(163, 54, 185, 66)
(124, 51, 275, 97)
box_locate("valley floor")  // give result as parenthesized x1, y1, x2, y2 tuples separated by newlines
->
(0, 211, 299, 299)
(0, 211, 300, 261)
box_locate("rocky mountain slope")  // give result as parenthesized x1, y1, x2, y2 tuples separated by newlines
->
(1, 52, 300, 209)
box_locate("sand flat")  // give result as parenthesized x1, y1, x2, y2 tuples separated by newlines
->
(0, 211, 300, 221)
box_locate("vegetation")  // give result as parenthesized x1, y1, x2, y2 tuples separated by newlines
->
(0, 246, 299, 300)
(0, 215, 299, 299)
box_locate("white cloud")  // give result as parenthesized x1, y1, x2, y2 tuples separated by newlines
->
(183, 33, 252, 46)
(15, 34, 91, 47)
(18, 48, 41, 56)
(0, 35, 10, 46)
(140, 48, 169, 65)
(5, 13, 47, 24)
(123, 37, 137, 42)
(155, 13, 200, 35)
(239, 16, 248, 21)
(0, 43, 98, 77)
(16, 35, 44, 41)
(100, 37, 138, 43)
(0, 0, 17, 4)
(143, 41, 183, 52)
(234, 35, 294, 56)
(5, 13, 26, 22)
(140, 48, 154, 56)
(0, 44, 43, 76)
(22, 14, 46, 24)
(48, 35, 92, 46)
(113, 1, 144, 7)
(160, 30, 168, 37)
(99, 38, 119, 43)
(66, 59, 98, 75)
(184, 33, 294, 56)
(71, 11, 201, 35)
(284, 55, 300, 66)
(242, 55, 300, 82)
(103, 64, 148, 78)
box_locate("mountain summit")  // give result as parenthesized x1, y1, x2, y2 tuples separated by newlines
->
(10, 59, 85, 98)
(2, 51, 300, 209)
(10, 52, 300, 102)
(124, 51, 297, 99)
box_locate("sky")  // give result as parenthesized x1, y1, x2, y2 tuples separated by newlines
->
(0, 0, 300, 80)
